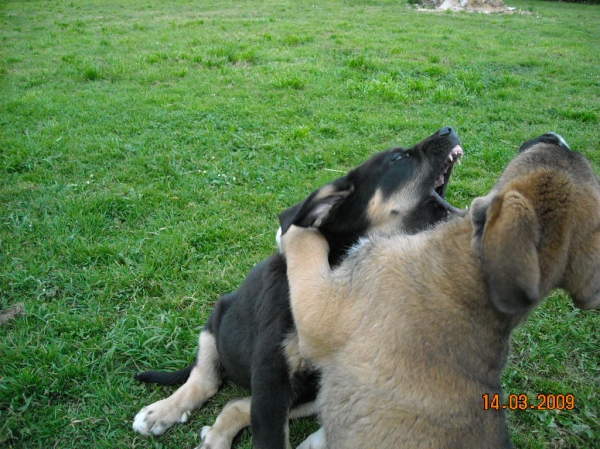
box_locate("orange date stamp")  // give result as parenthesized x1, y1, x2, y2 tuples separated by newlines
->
(482, 393, 575, 411)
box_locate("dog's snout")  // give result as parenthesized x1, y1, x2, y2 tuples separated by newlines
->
(439, 126, 454, 136)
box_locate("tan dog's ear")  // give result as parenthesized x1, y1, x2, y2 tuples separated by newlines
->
(471, 191, 541, 315)
(563, 228, 600, 311)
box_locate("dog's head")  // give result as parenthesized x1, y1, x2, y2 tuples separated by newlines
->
(279, 127, 464, 257)
(470, 133, 600, 315)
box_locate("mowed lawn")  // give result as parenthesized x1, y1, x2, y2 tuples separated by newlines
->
(1, 0, 598, 448)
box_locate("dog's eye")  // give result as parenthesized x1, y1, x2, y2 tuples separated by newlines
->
(390, 151, 410, 163)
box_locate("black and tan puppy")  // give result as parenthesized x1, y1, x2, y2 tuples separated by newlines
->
(133, 127, 464, 449)
(281, 133, 600, 449)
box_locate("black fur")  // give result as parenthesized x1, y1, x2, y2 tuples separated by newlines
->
(134, 365, 193, 386)
(519, 132, 571, 153)
(135, 127, 464, 448)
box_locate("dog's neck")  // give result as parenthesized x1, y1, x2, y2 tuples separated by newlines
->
(322, 231, 361, 267)
(431, 215, 535, 310)
(421, 217, 528, 381)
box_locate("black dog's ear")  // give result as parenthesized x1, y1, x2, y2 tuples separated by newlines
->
(470, 191, 541, 315)
(278, 201, 306, 234)
(279, 177, 354, 234)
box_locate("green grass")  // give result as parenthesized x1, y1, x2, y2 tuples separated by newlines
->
(1, 0, 598, 448)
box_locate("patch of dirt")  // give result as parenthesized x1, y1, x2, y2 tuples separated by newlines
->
(0, 303, 25, 326)
(418, 0, 525, 14)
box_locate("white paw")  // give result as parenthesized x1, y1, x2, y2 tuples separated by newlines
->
(132, 399, 189, 436)
(200, 425, 211, 439)
(297, 427, 326, 449)
(197, 425, 229, 449)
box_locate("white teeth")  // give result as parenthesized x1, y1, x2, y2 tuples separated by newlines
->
(449, 155, 453, 162)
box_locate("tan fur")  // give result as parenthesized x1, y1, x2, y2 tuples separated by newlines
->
(198, 397, 252, 449)
(282, 142, 600, 448)
(366, 187, 420, 233)
(197, 397, 317, 449)
(313, 184, 338, 201)
(282, 332, 313, 377)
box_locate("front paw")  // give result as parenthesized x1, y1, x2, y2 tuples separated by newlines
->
(297, 427, 326, 449)
(132, 399, 189, 436)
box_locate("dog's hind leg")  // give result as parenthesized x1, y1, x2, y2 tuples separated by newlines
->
(197, 398, 317, 449)
(289, 402, 323, 449)
(197, 397, 251, 449)
(297, 427, 326, 449)
(133, 331, 222, 436)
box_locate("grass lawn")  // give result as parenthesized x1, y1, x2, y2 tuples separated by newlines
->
(1, 0, 598, 448)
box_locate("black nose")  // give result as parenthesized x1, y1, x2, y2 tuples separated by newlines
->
(439, 126, 454, 136)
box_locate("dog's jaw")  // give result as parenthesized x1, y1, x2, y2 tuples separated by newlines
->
(432, 190, 468, 218)
(431, 144, 466, 217)
(435, 145, 464, 195)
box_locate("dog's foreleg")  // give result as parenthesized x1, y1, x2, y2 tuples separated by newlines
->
(133, 331, 222, 436)
(282, 225, 344, 359)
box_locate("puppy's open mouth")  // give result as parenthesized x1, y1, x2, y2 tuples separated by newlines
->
(433, 144, 464, 215)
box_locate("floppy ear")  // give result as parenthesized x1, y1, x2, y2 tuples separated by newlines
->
(564, 228, 600, 311)
(470, 191, 541, 315)
(279, 177, 354, 234)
